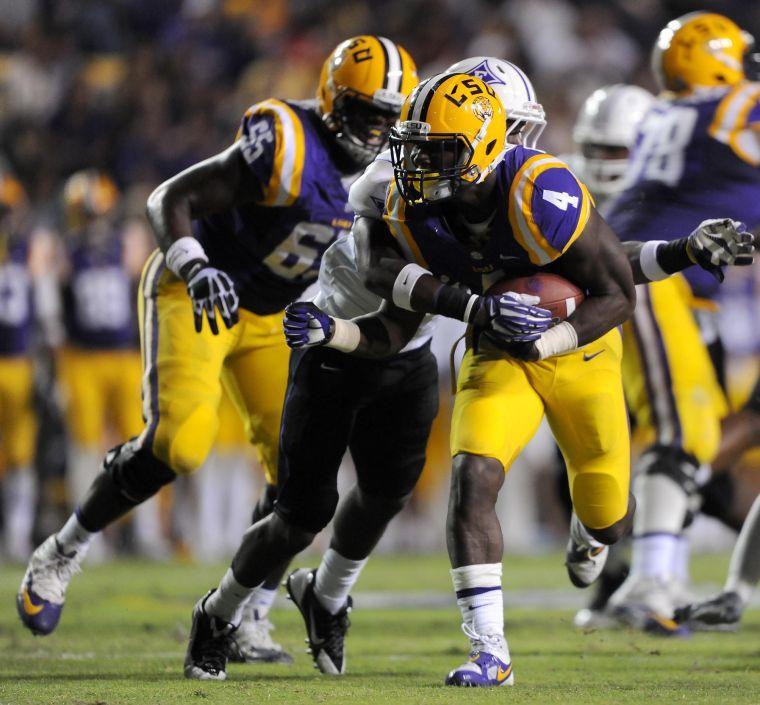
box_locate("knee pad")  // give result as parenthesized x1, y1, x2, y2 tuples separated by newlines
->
(633, 444, 700, 533)
(251, 483, 278, 525)
(274, 486, 339, 536)
(105, 438, 176, 504)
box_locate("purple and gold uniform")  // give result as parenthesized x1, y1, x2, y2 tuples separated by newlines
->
(0, 236, 36, 471)
(58, 232, 143, 449)
(139, 100, 357, 479)
(605, 84, 760, 463)
(385, 146, 630, 530)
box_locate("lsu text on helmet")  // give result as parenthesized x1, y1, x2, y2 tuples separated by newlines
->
(390, 72, 507, 206)
(317, 35, 418, 168)
(652, 12, 754, 93)
(573, 84, 655, 196)
(446, 56, 546, 149)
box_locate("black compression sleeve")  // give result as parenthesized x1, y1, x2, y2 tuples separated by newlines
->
(432, 286, 482, 323)
(656, 238, 694, 274)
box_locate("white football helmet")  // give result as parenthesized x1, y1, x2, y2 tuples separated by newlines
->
(446, 56, 546, 148)
(572, 84, 655, 196)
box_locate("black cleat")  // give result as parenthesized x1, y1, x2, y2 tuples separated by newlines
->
(286, 568, 351, 675)
(184, 590, 237, 680)
(674, 590, 744, 631)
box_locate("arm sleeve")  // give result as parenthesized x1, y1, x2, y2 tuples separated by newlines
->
(348, 151, 393, 219)
(235, 99, 306, 205)
(507, 154, 592, 265)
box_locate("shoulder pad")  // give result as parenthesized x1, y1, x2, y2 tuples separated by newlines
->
(348, 155, 393, 219)
(709, 82, 760, 165)
(238, 99, 307, 206)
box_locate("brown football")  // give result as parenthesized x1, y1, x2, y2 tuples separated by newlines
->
(486, 272, 584, 322)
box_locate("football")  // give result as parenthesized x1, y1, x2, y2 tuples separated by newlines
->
(487, 272, 585, 322)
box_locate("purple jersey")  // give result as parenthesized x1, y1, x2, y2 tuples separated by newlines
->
(383, 146, 592, 292)
(193, 99, 357, 315)
(63, 233, 137, 349)
(0, 237, 33, 356)
(605, 82, 760, 299)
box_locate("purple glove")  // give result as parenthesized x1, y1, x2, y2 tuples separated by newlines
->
(484, 292, 552, 343)
(283, 301, 334, 349)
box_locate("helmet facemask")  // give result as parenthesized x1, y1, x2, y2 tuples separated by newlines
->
(577, 142, 630, 196)
(325, 90, 401, 168)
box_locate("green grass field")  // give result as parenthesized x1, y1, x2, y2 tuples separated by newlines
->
(0, 553, 758, 704)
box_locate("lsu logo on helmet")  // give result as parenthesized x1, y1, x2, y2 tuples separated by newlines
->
(652, 12, 754, 92)
(389, 72, 507, 205)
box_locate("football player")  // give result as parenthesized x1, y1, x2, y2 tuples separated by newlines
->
(16, 37, 417, 660)
(603, 12, 760, 633)
(0, 174, 40, 561)
(182, 55, 542, 682)
(278, 73, 750, 686)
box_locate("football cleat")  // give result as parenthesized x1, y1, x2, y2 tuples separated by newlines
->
(228, 605, 293, 664)
(445, 629, 514, 688)
(608, 576, 689, 637)
(286, 568, 351, 675)
(17, 535, 84, 636)
(573, 559, 630, 629)
(565, 515, 609, 588)
(184, 591, 237, 680)
(674, 590, 743, 631)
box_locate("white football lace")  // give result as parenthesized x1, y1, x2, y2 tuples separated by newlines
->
(461, 623, 504, 653)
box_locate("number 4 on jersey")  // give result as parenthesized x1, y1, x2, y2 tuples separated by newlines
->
(542, 189, 579, 211)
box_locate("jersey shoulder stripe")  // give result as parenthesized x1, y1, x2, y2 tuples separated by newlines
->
(708, 81, 760, 166)
(507, 153, 590, 265)
(239, 99, 306, 206)
(383, 183, 429, 267)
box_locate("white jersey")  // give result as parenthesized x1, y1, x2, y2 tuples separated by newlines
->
(313, 152, 436, 353)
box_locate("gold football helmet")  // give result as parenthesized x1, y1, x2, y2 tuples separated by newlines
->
(652, 12, 754, 93)
(62, 170, 119, 230)
(390, 72, 507, 205)
(317, 35, 418, 167)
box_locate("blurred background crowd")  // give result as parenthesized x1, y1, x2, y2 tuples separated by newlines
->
(0, 0, 759, 562)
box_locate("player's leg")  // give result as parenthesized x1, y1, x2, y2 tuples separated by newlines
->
(542, 330, 634, 587)
(612, 278, 726, 631)
(676, 493, 760, 628)
(188, 343, 356, 679)
(110, 348, 170, 557)
(216, 314, 294, 664)
(444, 348, 545, 687)
(0, 357, 37, 561)
(292, 344, 439, 674)
(18, 255, 230, 636)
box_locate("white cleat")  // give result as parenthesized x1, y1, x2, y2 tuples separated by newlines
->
(607, 576, 688, 636)
(229, 605, 293, 664)
(565, 515, 608, 588)
(17, 535, 85, 636)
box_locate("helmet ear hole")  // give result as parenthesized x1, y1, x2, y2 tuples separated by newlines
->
(485, 139, 496, 156)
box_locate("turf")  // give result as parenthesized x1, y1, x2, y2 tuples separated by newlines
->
(0, 553, 758, 704)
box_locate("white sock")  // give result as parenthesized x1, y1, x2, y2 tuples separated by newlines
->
(451, 563, 506, 654)
(245, 585, 278, 620)
(66, 444, 101, 509)
(672, 535, 690, 584)
(314, 548, 368, 615)
(56, 513, 94, 555)
(3, 467, 36, 560)
(205, 568, 256, 625)
(570, 513, 604, 549)
(725, 495, 760, 605)
(630, 534, 679, 580)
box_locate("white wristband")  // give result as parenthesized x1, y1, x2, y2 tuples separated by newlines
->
(463, 294, 481, 323)
(165, 236, 208, 278)
(392, 263, 431, 311)
(535, 321, 578, 361)
(640, 240, 669, 282)
(326, 318, 361, 353)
